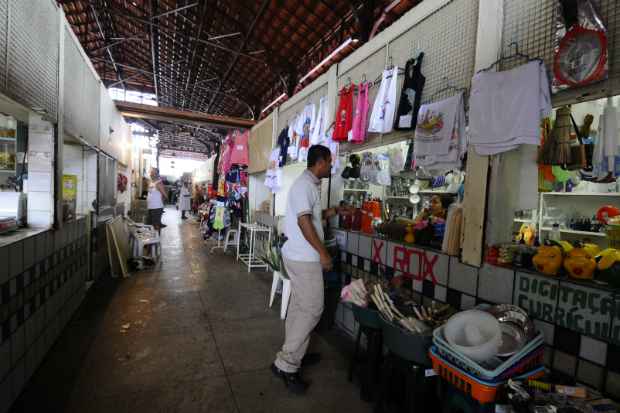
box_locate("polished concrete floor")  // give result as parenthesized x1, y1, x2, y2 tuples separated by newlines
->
(10, 207, 371, 413)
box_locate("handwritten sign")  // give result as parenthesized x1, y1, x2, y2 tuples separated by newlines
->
(514, 272, 558, 324)
(372, 239, 386, 265)
(556, 282, 617, 341)
(390, 244, 440, 284)
(515, 272, 620, 343)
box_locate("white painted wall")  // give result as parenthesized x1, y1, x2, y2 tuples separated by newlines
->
(249, 172, 271, 219)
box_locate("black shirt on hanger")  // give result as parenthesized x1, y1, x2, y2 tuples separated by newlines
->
(394, 52, 425, 131)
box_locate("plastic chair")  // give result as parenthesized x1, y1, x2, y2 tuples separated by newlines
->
(223, 227, 240, 254)
(269, 271, 291, 320)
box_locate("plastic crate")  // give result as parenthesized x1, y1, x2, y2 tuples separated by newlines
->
(429, 346, 545, 404)
(433, 324, 544, 380)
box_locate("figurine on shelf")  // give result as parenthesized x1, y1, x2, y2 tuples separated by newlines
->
(404, 224, 415, 244)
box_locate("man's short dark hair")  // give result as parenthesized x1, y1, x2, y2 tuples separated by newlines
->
(307, 145, 331, 167)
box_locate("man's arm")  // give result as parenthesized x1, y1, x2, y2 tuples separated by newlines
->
(322, 206, 354, 220)
(298, 214, 332, 270)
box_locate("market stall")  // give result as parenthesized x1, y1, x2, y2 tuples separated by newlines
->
(239, 0, 620, 409)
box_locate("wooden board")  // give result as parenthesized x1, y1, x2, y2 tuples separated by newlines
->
(106, 217, 130, 278)
(105, 222, 123, 277)
(461, 151, 489, 267)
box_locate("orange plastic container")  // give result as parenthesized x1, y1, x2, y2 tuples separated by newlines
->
(430, 347, 545, 404)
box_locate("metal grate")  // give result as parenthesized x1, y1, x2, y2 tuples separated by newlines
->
(7, 0, 60, 120)
(63, 26, 100, 145)
(0, 0, 7, 91)
(389, 0, 479, 104)
(501, 0, 620, 106)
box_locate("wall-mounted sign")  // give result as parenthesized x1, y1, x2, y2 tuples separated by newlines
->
(515, 271, 620, 343)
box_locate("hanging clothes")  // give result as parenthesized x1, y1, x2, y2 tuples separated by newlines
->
(219, 133, 235, 174)
(230, 130, 249, 166)
(414, 92, 466, 171)
(333, 85, 355, 142)
(350, 82, 370, 143)
(288, 116, 300, 161)
(368, 67, 399, 134)
(469, 61, 551, 155)
(265, 148, 283, 193)
(593, 102, 619, 177)
(394, 53, 425, 131)
(277, 127, 290, 167)
(311, 96, 328, 145)
(298, 103, 316, 162)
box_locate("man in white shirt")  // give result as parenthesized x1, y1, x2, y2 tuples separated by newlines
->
(272, 145, 348, 394)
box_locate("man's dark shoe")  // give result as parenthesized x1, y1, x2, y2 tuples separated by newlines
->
(301, 353, 321, 367)
(271, 363, 309, 395)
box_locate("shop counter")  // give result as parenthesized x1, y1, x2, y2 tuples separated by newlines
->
(0, 226, 47, 248)
(332, 227, 620, 395)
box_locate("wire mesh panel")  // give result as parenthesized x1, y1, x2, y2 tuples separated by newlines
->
(0, 0, 8, 91)
(389, 0, 479, 104)
(276, 83, 328, 137)
(7, 0, 60, 120)
(63, 26, 100, 145)
(501, 0, 620, 106)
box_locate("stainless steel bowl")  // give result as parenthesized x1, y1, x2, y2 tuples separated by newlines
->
(488, 304, 536, 357)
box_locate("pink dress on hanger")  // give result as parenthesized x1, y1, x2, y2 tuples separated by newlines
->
(230, 130, 249, 165)
(350, 82, 370, 143)
(219, 133, 235, 174)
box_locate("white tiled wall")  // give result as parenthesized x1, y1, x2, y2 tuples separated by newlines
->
(26, 115, 55, 228)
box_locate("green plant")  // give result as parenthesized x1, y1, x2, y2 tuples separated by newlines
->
(260, 239, 288, 279)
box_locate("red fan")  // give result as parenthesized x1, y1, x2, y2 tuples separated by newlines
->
(554, 26, 607, 87)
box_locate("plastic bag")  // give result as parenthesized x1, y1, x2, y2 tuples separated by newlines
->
(553, 0, 608, 92)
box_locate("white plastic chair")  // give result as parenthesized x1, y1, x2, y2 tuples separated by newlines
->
(269, 271, 291, 320)
(223, 227, 240, 254)
(126, 217, 161, 263)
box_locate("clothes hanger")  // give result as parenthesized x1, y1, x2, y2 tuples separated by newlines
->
(479, 41, 541, 73)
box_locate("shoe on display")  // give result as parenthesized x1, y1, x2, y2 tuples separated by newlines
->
(301, 352, 321, 367)
(271, 363, 309, 395)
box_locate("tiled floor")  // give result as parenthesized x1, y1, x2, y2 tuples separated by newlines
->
(9, 208, 370, 413)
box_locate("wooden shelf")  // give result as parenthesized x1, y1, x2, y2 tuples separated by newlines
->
(540, 227, 606, 237)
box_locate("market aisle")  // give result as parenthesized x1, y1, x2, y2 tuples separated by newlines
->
(10, 207, 371, 413)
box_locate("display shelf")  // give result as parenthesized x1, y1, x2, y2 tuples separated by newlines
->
(514, 218, 534, 223)
(540, 227, 606, 237)
(543, 192, 620, 197)
(386, 196, 410, 200)
(343, 188, 368, 192)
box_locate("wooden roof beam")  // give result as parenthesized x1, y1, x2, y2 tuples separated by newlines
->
(115, 101, 256, 129)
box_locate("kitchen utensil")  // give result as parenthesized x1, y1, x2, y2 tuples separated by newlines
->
(443, 310, 502, 363)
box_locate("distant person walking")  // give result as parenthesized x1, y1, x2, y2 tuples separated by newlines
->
(146, 167, 167, 231)
(179, 181, 192, 220)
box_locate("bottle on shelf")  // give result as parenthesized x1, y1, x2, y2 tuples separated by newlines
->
(549, 223, 561, 242)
